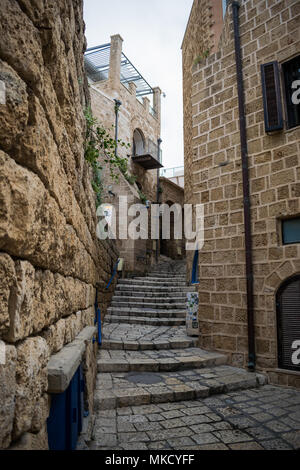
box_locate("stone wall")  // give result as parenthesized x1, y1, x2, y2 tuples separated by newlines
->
(159, 177, 185, 259)
(0, 0, 119, 449)
(182, 0, 224, 277)
(88, 34, 162, 275)
(188, 0, 300, 387)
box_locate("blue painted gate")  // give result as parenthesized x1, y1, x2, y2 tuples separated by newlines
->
(47, 364, 85, 450)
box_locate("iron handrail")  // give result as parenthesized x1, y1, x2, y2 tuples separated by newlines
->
(94, 258, 120, 345)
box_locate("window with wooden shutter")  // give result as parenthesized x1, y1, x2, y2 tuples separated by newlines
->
(277, 276, 300, 372)
(261, 61, 283, 132)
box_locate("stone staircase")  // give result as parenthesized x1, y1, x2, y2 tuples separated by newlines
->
(94, 259, 266, 412)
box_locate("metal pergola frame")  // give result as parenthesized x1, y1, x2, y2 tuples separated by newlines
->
(84, 43, 154, 97)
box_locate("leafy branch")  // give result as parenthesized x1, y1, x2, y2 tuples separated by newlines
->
(84, 107, 136, 205)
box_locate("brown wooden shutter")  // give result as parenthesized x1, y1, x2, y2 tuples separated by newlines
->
(277, 276, 300, 371)
(261, 61, 283, 132)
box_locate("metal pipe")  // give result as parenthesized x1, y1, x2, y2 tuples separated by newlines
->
(232, 1, 256, 371)
(156, 138, 162, 263)
(114, 99, 122, 157)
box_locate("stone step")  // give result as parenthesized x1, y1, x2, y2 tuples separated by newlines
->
(97, 348, 227, 373)
(112, 295, 186, 304)
(101, 336, 198, 351)
(118, 279, 187, 287)
(94, 365, 267, 410)
(104, 315, 186, 327)
(116, 285, 195, 293)
(107, 308, 186, 319)
(144, 275, 186, 280)
(147, 273, 186, 278)
(135, 276, 186, 282)
(114, 291, 187, 298)
(111, 301, 187, 310)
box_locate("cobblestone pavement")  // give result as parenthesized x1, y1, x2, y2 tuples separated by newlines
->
(86, 386, 300, 450)
(97, 347, 227, 372)
(101, 324, 198, 350)
(79, 260, 300, 451)
(94, 365, 266, 411)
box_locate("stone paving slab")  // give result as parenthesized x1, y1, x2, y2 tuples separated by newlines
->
(116, 285, 195, 293)
(111, 300, 187, 309)
(118, 279, 187, 287)
(102, 323, 198, 350)
(107, 308, 186, 318)
(97, 347, 227, 372)
(94, 365, 266, 410)
(115, 291, 188, 298)
(104, 315, 186, 326)
(84, 386, 300, 450)
(112, 295, 187, 304)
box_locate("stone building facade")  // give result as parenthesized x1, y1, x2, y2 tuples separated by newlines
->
(0, 0, 119, 449)
(85, 35, 163, 275)
(159, 177, 185, 260)
(183, 0, 300, 387)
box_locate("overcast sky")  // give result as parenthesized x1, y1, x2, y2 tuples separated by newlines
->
(83, 0, 194, 170)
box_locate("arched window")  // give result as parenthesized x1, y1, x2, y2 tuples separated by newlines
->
(276, 276, 300, 371)
(191, 249, 199, 285)
(133, 129, 145, 156)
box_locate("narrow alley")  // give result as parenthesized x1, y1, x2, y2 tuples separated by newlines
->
(77, 260, 300, 450)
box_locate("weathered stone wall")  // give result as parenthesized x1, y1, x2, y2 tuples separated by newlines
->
(189, 0, 300, 387)
(0, 0, 119, 449)
(182, 0, 223, 278)
(88, 37, 162, 275)
(159, 177, 185, 259)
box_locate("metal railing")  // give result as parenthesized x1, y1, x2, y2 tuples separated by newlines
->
(160, 166, 184, 178)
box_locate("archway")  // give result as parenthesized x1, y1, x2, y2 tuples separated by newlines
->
(133, 129, 145, 156)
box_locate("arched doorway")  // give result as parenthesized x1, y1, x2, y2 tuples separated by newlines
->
(133, 129, 145, 156)
(276, 275, 300, 371)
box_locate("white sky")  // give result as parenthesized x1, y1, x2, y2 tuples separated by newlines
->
(83, 0, 194, 170)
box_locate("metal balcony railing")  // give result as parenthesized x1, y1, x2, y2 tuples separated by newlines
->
(132, 138, 163, 170)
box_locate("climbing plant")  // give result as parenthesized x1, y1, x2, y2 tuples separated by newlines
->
(137, 189, 148, 205)
(193, 49, 211, 66)
(84, 107, 137, 205)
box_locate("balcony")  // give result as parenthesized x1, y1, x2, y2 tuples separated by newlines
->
(132, 137, 163, 170)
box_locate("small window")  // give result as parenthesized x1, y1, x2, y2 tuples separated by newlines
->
(282, 55, 300, 129)
(191, 249, 199, 284)
(282, 218, 300, 245)
(261, 61, 283, 132)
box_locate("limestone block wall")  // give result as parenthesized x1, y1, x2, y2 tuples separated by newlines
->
(189, 0, 300, 385)
(90, 82, 160, 202)
(0, 0, 119, 449)
(182, 0, 224, 278)
(89, 75, 161, 274)
(159, 177, 185, 260)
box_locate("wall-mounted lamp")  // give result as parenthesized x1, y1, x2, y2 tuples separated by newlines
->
(108, 185, 116, 197)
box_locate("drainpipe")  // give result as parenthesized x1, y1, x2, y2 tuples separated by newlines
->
(232, 1, 256, 371)
(156, 138, 162, 263)
(114, 99, 122, 157)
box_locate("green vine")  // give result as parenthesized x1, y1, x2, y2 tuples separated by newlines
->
(193, 49, 211, 66)
(137, 189, 148, 205)
(84, 107, 136, 205)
